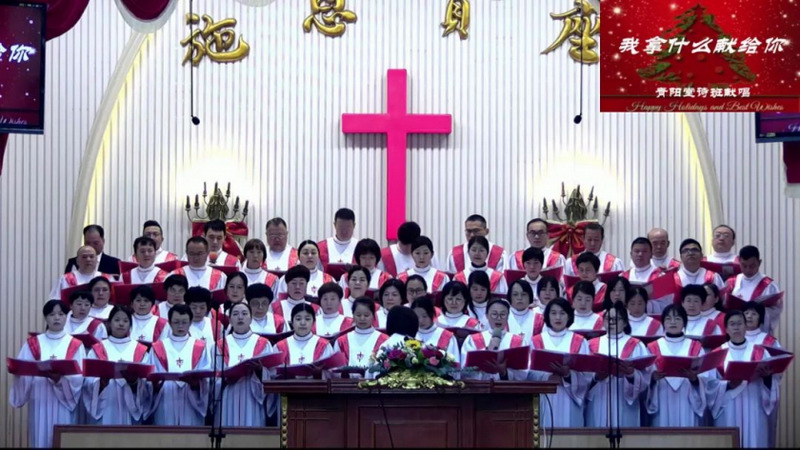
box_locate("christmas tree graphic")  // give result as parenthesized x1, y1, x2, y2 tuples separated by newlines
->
(638, 4, 757, 87)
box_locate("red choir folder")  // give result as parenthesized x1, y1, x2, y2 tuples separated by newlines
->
(112, 282, 167, 305)
(60, 283, 92, 303)
(757, 345, 792, 357)
(529, 350, 602, 373)
(571, 329, 607, 340)
(596, 354, 658, 376)
(118, 261, 139, 274)
(725, 292, 784, 310)
(147, 369, 217, 383)
(318, 326, 356, 343)
(504, 270, 527, 285)
(267, 269, 286, 278)
(364, 289, 379, 300)
(655, 348, 729, 377)
(212, 265, 240, 277)
(326, 264, 351, 281)
(221, 352, 287, 383)
(156, 260, 188, 272)
(598, 271, 624, 284)
(7, 357, 82, 377)
(699, 261, 741, 278)
(211, 290, 228, 306)
(274, 351, 348, 379)
(631, 335, 662, 345)
(464, 346, 530, 373)
(631, 273, 677, 299)
(28, 332, 101, 349)
(541, 266, 565, 281)
(443, 327, 482, 341)
(723, 355, 794, 382)
(686, 334, 728, 349)
(256, 331, 294, 346)
(83, 358, 154, 379)
(564, 275, 581, 291)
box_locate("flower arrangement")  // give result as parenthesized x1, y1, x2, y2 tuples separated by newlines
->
(367, 339, 459, 378)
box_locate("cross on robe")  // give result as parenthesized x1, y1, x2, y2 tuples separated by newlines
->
(176, 357, 184, 368)
(50, 354, 57, 360)
(138, 335, 145, 341)
(298, 356, 305, 363)
(357, 352, 365, 362)
(238, 354, 245, 362)
(342, 69, 453, 240)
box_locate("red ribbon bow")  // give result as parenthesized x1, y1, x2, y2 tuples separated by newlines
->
(547, 220, 595, 258)
(191, 221, 249, 262)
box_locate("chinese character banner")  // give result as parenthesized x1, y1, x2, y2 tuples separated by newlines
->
(0, 5, 44, 128)
(600, 0, 800, 113)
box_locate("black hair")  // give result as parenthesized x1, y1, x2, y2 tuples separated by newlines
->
(486, 298, 511, 316)
(411, 236, 434, 254)
(572, 280, 596, 298)
(243, 238, 268, 257)
(465, 214, 487, 227)
(246, 283, 274, 302)
(526, 218, 548, 229)
(508, 279, 535, 306)
(142, 220, 162, 233)
(334, 208, 356, 222)
(379, 279, 407, 306)
(168, 304, 193, 322)
(226, 301, 253, 318)
(440, 281, 473, 315)
(603, 276, 631, 310)
(225, 272, 249, 291)
(467, 270, 490, 291)
(739, 245, 760, 261)
(133, 236, 157, 253)
(724, 309, 745, 331)
(296, 240, 320, 255)
(164, 274, 189, 291)
(265, 217, 287, 229)
(605, 301, 633, 334)
(108, 305, 134, 324)
(467, 236, 490, 254)
(411, 296, 436, 320)
(318, 282, 344, 300)
(203, 219, 226, 234)
(522, 247, 545, 265)
(543, 297, 574, 329)
(406, 274, 428, 291)
(290, 303, 317, 324)
(397, 221, 421, 245)
(680, 285, 707, 303)
(576, 252, 600, 272)
(536, 275, 560, 297)
(130, 285, 155, 305)
(43, 299, 69, 317)
(661, 304, 688, 329)
(742, 302, 766, 326)
(352, 297, 377, 315)
(626, 285, 649, 305)
(679, 238, 702, 253)
(185, 286, 212, 308)
(386, 306, 419, 337)
(68, 290, 94, 305)
(354, 238, 382, 264)
(631, 237, 652, 251)
(186, 235, 209, 251)
(346, 265, 372, 285)
(702, 283, 724, 311)
(285, 265, 311, 283)
(88, 276, 112, 290)
(83, 224, 105, 239)
(585, 222, 605, 239)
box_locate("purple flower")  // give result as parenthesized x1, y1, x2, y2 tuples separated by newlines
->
(388, 349, 406, 360)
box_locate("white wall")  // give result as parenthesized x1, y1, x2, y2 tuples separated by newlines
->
(0, 0, 797, 446)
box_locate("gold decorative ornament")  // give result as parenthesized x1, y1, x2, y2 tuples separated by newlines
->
(303, 0, 358, 38)
(533, 394, 541, 447)
(358, 370, 465, 390)
(441, 0, 470, 40)
(280, 395, 288, 449)
(541, 0, 600, 64)
(181, 14, 250, 66)
(185, 182, 249, 223)
(542, 183, 610, 225)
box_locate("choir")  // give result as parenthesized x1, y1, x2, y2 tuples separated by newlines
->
(7, 213, 790, 448)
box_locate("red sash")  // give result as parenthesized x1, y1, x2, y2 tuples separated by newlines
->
(397, 272, 409, 283)
(377, 271, 393, 287)
(153, 318, 168, 341)
(276, 340, 291, 364)
(152, 341, 169, 369)
(373, 334, 389, 353)
(432, 271, 448, 292)
(86, 319, 103, 336)
(471, 332, 487, 350)
(602, 254, 615, 273)
(274, 314, 286, 332)
(570, 334, 584, 353)
(515, 248, 561, 269)
(27, 335, 41, 361)
(489, 271, 503, 292)
(514, 250, 524, 270)
(222, 254, 239, 266)
(533, 314, 544, 336)
(264, 272, 279, 289)
(437, 330, 455, 350)
(531, 334, 545, 350)
(381, 247, 397, 276)
(287, 248, 299, 268)
(509, 334, 524, 348)
(487, 245, 504, 270)
(646, 319, 661, 336)
(751, 277, 774, 299)
(209, 270, 223, 290)
(590, 337, 638, 359)
(92, 343, 108, 360)
(724, 276, 736, 294)
(66, 339, 82, 360)
(689, 339, 703, 356)
(336, 335, 350, 360)
(314, 338, 330, 360)
(702, 319, 718, 336)
(452, 245, 466, 273)
(317, 239, 330, 270)
(762, 334, 777, 346)
(191, 340, 205, 368)
(751, 345, 765, 362)
(134, 343, 148, 362)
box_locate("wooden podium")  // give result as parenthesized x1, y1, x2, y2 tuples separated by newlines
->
(265, 379, 557, 448)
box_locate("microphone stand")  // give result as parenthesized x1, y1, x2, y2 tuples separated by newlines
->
(208, 303, 227, 449)
(603, 304, 623, 449)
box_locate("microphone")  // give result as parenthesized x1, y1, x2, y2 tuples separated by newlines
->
(192, 116, 201, 126)
(489, 327, 503, 351)
(574, 114, 582, 124)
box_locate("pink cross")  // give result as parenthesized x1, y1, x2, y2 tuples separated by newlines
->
(342, 69, 452, 240)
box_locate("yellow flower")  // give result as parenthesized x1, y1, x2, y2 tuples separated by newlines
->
(406, 340, 422, 350)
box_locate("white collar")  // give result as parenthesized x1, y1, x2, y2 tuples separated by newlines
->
(418, 325, 436, 334)
(664, 334, 685, 342)
(415, 265, 432, 274)
(470, 263, 488, 272)
(294, 332, 313, 341)
(681, 266, 702, 276)
(233, 331, 253, 340)
(134, 312, 153, 320)
(70, 315, 91, 324)
(712, 250, 735, 260)
(354, 327, 375, 335)
(700, 308, 716, 317)
(745, 329, 762, 337)
(322, 312, 340, 319)
(170, 333, 190, 342)
(45, 330, 67, 339)
(137, 264, 156, 273)
(511, 307, 530, 317)
(634, 263, 654, 273)
(243, 266, 263, 275)
(546, 327, 567, 337)
(333, 236, 352, 245)
(728, 339, 747, 349)
(189, 265, 208, 272)
(574, 310, 593, 317)
(472, 301, 487, 310)
(743, 272, 762, 282)
(628, 313, 646, 322)
(687, 314, 702, 322)
(444, 311, 465, 319)
(108, 335, 131, 344)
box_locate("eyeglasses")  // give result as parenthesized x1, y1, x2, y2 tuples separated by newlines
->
(489, 313, 508, 320)
(408, 288, 426, 295)
(526, 230, 548, 237)
(267, 233, 287, 239)
(187, 252, 206, 258)
(680, 248, 701, 255)
(714, 233, 732, 239)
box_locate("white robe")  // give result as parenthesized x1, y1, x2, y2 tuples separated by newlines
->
(242, 267, 275, 286)
(708, 340, 779, 448)
(401, 266, 450, 293)
(333, 328, 385, 369)
(436, 312, 480, 330)
(585, 333, 650, 427)
(626, 264, 672, 314)
(744, 329, 781, 348)
(266, 247, 296, 272)
(181, 249, 241, 269)
(316, 313, 351, 338)
(460, 330, 527, 381)
(250, 314, 283, 334)
(126, 266, 166, 284)
(148, 335, 211, 425)
(447, 240, 507, 273)
(274, 298, 319, 332)
(685, 314, 722, 336)
(651, 255, 680, 270)
(65, 314, 108, 340)
(565, 250, 625, 276)
(129, 248, 177, 264)
(527, 328, 591, 428)
(507, 246, 566, 271)
(628, 314, 663, 337)
(168, 266, 227, 290)
(275, 268, 330, 298)
(378, 243, 442, 273)
(729, 273, 782, 334)
(89, 304, 114, 321)
(457, 265, 508, 294)
(83, 337, 153, 425)
(646, 336, 715, 427)
(677, 266, 725, 290)
(282, 333, 333, 365)
(50, 271, 106, 299)
(131, 313, 166, 343)
(570, 311, 604, 331)
(416, 325, 461, 368)
(506, 308, 540, 343)
(320, 236, 357, 266)
(468, 302, 491, 331)
(707, 251, 737, 263)
(9, 331, 85, 448)
(215, 332, 273, 427)
(190, 317, 220, 354)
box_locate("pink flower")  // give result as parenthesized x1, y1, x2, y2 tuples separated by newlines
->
(388, 349, 406, 360)
(428, 357, 440, 366)
(383, 360, 391, 369)
(422, 347, 438, 358)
